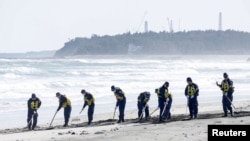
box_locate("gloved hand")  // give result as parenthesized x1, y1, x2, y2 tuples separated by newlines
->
(155, 89, 158, 93)
(33, 111, 37, 114)
(166, 98, 169, 103)
(190, 95, 194, 99)
(224, 93, 228, 96)
(216, 81, 219, 86)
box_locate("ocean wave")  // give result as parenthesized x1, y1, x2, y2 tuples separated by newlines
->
(2, 73, 21, 79)
(0, 67, 43, 75)
(1, 55, 250, 115)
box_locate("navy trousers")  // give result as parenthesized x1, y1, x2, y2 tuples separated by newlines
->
(64, 106, 71, 125)
(118, 100, 126, 121)
(222, 94, 233, 116)
(137, 103, 149, 119)
(188, 97, 198, 118)
(88, 104, 95, 124)
(162, 99, 172, 120)
(27, 110, 38, 129)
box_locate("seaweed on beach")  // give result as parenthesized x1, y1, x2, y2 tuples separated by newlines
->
(1, 110, 250, 135)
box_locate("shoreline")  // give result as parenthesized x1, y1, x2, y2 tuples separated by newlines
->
(1, 100, 250, 133)
(1, 109, 250, 141)
(0, 98, 248, 130)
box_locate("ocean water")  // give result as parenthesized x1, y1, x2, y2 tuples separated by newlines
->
(0, 55, 250, 129)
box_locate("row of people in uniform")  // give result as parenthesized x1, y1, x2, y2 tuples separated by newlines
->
(27, 72, 234, 130)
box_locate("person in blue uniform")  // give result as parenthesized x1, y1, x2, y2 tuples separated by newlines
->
(216, 72, 234, 117)
(137, 91, 151, 120)
(56, 92, 71, 127)
(185, 77, 199, 119)
(155, 81, 172, 122)
(111, 85, 126, 123)
(80, 89, 95, 125)
(27, 93, 41, 130)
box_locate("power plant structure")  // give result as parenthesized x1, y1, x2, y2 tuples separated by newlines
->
(167, 18, 174, 33)
(218, 12, 222, 31)
(144, 21, 148, 33)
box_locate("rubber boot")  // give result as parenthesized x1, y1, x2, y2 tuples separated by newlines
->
(222, 113, 227, 117)
(88, 120, 92, 125)
(117, 116, 121, 123)
(230, 109, 234, 116)
(63, 122, 68, 127)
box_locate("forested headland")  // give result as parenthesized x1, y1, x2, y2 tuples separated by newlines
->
(54, 30, 250, 57)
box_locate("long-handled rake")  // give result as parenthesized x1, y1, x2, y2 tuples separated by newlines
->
(27, 114, 34, 128)
(46, 111, 58, 130)
(113, 107, 117, 120)
(139, 104, 148, 120)
(161, 102, 168, 117)
(225, 95, 239, 114)
(150, 107, 159, 116)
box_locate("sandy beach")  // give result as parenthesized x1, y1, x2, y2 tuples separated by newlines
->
(1, 100, 250, 141)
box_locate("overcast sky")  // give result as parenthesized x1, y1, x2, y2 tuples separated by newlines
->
(0, 0, 250, 53)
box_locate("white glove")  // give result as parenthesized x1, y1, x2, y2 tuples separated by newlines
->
(190, 95, 194, 99)
(224, 93, 228, 96)
(166, 98, 169, 103)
